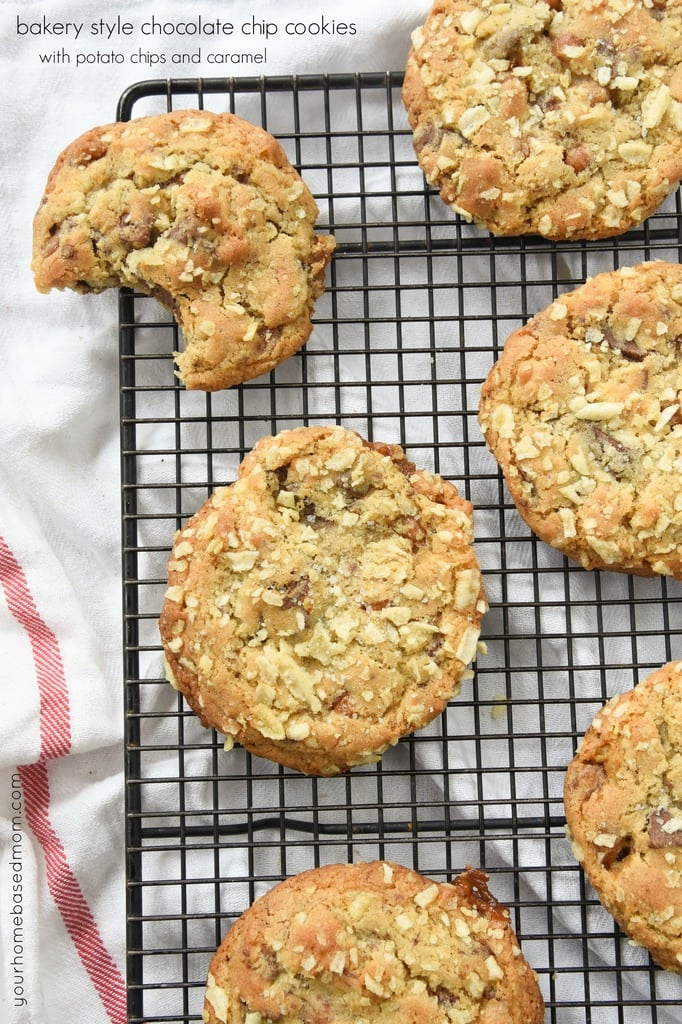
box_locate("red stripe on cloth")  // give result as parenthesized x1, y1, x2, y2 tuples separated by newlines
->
(0, 535, 71, 760)
(18, 762, 127, 1024)
(1, 535, 126, 1024)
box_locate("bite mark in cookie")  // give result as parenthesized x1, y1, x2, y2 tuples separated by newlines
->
(32, 109, 335, 391)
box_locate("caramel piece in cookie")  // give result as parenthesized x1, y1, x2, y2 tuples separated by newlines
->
(565, 661, 682, 973)
(479, 261, 682, 577)
(403, 0, 682, 239)
(203, 861, 545, 1023)
(31, 109, 335, 390)
(159, 426, 487, 775)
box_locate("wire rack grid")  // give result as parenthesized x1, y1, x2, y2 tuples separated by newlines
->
(118, 73, 682, 1024)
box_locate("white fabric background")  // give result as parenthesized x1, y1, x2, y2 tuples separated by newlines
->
(0, 3, 425, 1021)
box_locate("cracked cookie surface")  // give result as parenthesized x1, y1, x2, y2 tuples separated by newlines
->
(564, 661, 682, 973)
(31, 109, 335, 390)
(202, 860, 544, 1024)
(479, 261, 682, 577)
(159, 425, 487, 775)
(403, 0, 682, 239)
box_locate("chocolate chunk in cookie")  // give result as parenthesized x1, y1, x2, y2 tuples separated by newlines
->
(159, 426, 487, 775)
(32, 109, 335, 390)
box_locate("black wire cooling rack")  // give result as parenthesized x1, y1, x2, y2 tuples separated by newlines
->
(118, 73, 682, 1024)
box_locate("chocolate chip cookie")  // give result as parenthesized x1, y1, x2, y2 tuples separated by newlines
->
(478, 261, 682, 577)
(159, 425, 487, 775)
(203, 860, 545, 1023)
(32, 109, 335, 390)
(403, 0, 682, 239)
(565, 660, 682, 973)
